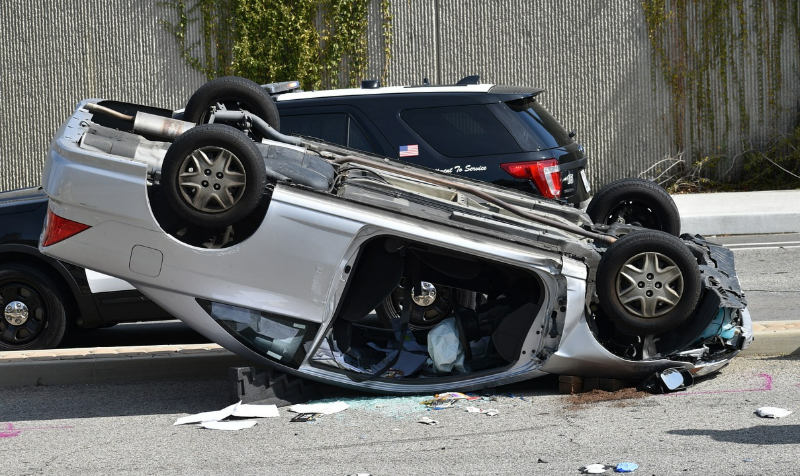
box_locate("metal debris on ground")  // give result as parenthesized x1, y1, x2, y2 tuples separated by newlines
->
(755, 407, 792, 418)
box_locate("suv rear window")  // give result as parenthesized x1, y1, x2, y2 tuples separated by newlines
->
(503, 97, 573, 149)
(401, 105, 522, 158)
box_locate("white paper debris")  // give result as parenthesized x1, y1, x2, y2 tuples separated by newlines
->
(287, 401, 349, 415)
(174, 402, 240, 425)
(233, 404, 279, 418)
(418, 416, 439, 425)
(756, 407, 792, 418)
(200, 420, 258, 431)
(174, 401, 280, 428)
(465, 406, 499, 416)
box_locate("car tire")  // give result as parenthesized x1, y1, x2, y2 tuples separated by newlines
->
(375, 281, 472, 330)
(161, 123, 267, 228)
(0, 263, 67, 351)
(596, 230, 701, 335)
(587, 178, 681, 236)
(183, 76, 280, 141)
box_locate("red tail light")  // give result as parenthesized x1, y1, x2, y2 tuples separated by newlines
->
(499, 159, 562, 199)
(41, 208, 90, 247)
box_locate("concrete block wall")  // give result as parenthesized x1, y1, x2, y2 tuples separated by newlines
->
(1, 0, 797, 192)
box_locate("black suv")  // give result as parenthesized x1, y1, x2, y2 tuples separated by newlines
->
(0, 187, 173, 350)
(273, 77, 592, 207)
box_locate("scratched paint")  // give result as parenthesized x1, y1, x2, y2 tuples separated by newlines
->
(0, 422, 72, 438)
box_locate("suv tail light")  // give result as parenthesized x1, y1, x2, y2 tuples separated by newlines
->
(500, 159, 562, 199)
(41, 208, 90, 247)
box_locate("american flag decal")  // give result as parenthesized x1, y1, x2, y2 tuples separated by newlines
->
(399, 144, 419, 157)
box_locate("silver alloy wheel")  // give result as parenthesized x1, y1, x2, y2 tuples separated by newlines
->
(4, 301, 28, 326)
(616, 251, 684, 318)
(177, 146, 246, 213)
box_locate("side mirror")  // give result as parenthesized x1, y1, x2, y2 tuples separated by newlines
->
(637, 367, 694, 393)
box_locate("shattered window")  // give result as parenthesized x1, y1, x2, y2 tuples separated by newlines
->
(198, 299, 319, 369)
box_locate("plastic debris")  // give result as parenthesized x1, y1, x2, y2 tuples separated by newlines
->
(420, 392, 471, 410)
(287, 401, 349, 415)
(615, 462, 638, 472)
(755, 407, 792, 418)
(418, 416, 439, 425)
(580, 464, 614, 474)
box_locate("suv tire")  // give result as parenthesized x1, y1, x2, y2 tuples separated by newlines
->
(184, 76, 281, 141)
(0, 263, 67, 351)
(587, 178, 681, 236)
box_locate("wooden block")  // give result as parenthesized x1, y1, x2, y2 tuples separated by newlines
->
(558, 375, 584, 394)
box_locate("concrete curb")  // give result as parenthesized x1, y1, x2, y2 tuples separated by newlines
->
(672, 190, 800, 236)
(0, 344, 251, 387)
(1, 322, 797, 388)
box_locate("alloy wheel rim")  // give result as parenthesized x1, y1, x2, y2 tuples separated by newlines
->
(615, 251, 684, 318)
(177, 146, 247, 213)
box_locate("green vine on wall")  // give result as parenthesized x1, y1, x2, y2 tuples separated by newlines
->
(641, 0, 799, 153)
(160, 0, 392, 90)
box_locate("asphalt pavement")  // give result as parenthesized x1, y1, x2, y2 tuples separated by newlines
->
(4, 354, 800, 475)
(1, 190, 798, 388)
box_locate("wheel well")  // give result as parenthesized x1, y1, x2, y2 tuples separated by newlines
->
(0, 252, 80, 326)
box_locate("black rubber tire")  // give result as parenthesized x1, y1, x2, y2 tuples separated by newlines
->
(596, 230, 701, 335)
(375, 283, 473, 330)
(161, 124, 267, 228)
(184, 76, 280, 138)
(0, 263, 67, 351)
(587, 178, 681, 236)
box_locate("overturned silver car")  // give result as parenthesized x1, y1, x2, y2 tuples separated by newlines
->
(40, 78, 752, 394)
